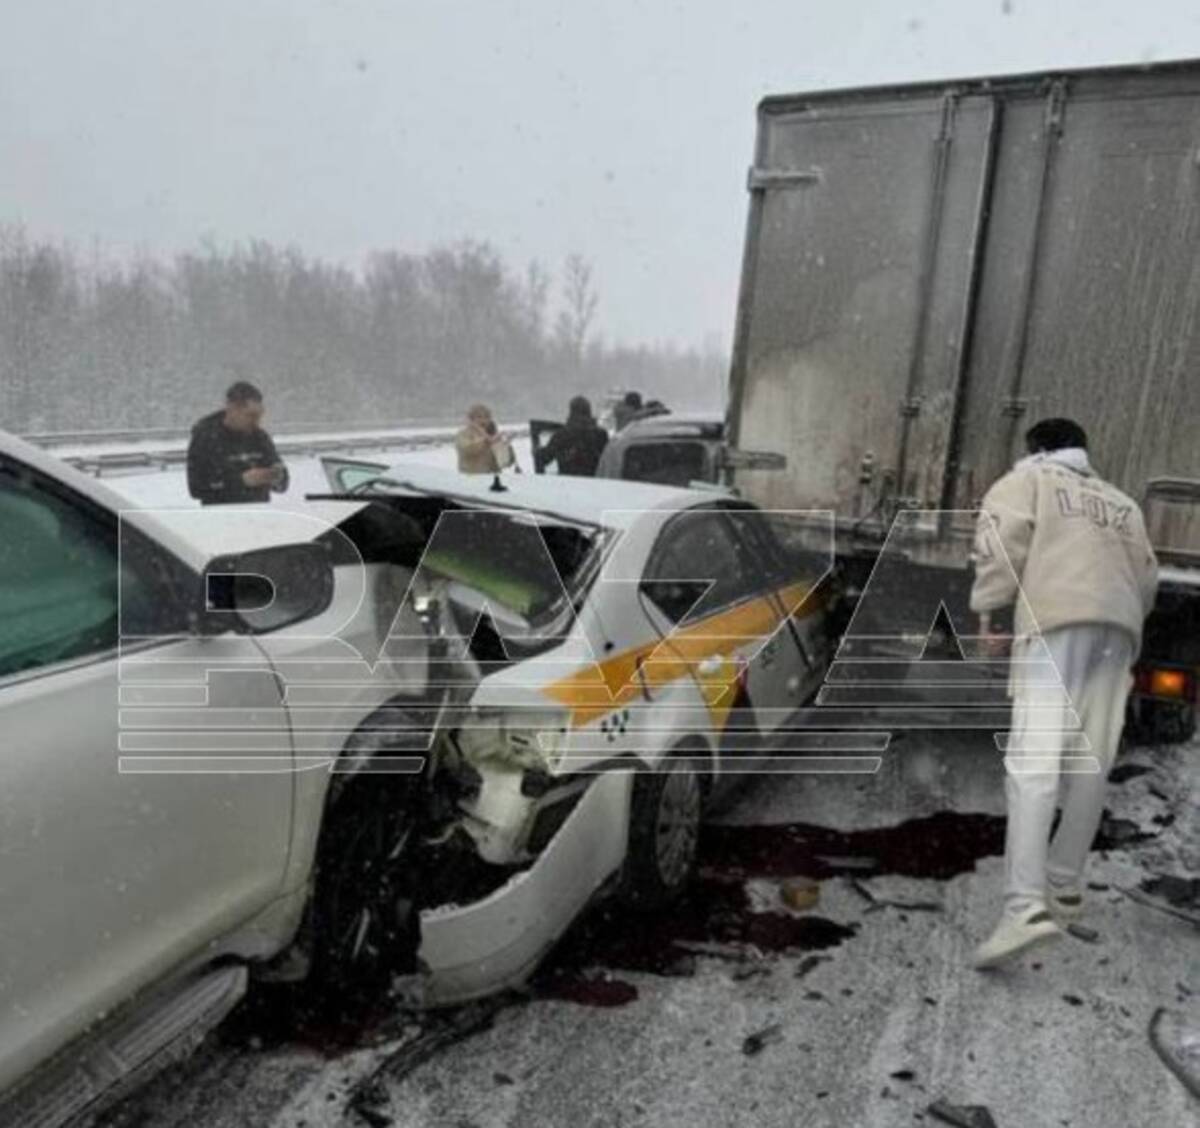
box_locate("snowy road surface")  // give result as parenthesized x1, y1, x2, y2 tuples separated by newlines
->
(96, 731, 1199, 1128)
(48, 442, 1196, 1127)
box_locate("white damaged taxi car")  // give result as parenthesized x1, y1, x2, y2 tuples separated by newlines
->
(315, 460, 834, 1005)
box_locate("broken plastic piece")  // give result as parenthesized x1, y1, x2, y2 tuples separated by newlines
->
(814, 854, 877, 871)
(927, 1099, 999, 1128)
(794, 954, 828, 979)
(742, 1023, 784, 1056)
(780, 877, 820, 911)
(850, 877, 942, 913)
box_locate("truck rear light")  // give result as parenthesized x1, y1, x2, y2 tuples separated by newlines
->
(1135, 665, 1196, 702)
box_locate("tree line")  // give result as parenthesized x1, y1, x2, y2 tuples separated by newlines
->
(0, 227, 726, 436)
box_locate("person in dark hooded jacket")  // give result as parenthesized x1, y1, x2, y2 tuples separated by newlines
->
(187, 381, 288, 505)
(541, 396, 608, 477)
(611, 390, 642, 432)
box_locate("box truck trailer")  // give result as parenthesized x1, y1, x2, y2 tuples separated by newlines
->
(726, 59, 1200, 739)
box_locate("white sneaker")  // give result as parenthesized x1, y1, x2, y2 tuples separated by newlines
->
(972, 904, 1063, 970)
(1047, 886, 1084, 924)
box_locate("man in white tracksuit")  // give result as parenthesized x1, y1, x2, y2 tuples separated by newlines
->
(969, 418, 1158, 969)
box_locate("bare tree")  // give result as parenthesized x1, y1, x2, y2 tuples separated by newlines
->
(521, 259, 550, 343)
(0, 233, 724, 434)
(554, 252, 598, 364)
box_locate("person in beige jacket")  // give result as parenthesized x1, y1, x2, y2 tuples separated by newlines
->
(969, 418, 1158, 969)
(455, 404, 515, 475)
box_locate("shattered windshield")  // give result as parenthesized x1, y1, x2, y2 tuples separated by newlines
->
(418, 508, 600, 621)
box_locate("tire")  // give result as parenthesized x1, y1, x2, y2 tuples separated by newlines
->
(1153, 702, 1197, 744)
(310, 773, 423, 1005)
(1130, 700, 1197, 745)
(620, 751, 704, 910)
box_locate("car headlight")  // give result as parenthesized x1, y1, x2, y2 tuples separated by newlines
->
(455, 708, 571, 773)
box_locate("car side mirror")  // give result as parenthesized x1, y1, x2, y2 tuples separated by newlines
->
(202, 543, 334, 634)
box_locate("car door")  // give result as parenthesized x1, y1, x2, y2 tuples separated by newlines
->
(721, 504, 827, 711)
(529, 419, 562, 474)
(639, 506, 800, 743)
(0, 456, 292, 1093)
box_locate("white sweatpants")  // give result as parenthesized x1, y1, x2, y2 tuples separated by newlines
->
(1003, 623, 1135, 916)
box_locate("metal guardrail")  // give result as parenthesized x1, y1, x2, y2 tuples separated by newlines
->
(20, 418, 466, 450)
(21, 420, 527, 478)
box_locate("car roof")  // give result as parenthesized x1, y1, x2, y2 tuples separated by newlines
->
(617, 413, 725, 440)
(370, 462, 729, 529)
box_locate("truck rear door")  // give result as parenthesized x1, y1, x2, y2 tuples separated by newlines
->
(729, 91, 998, 518)
(953, 77, 1200, 503)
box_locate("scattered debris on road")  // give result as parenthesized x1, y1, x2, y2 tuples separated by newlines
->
(1108, 763, 1153, 784)
(1148, 1007, 1200, 1099)
(1098, 814, 1154, 846)
(350, 1080, 394, 1128)
(1066, 923, 1100, 943)
(793, 954, 829, 979)
(927, 1097, 999, 1127)
(849, 877, 943, 913)
(741, 1024, 784, 1056)
(345, 1000, 505, 1124)
(780, 877, 821, 911)
(1118, 875, 1200, 927)
(814, 854, 878, 871)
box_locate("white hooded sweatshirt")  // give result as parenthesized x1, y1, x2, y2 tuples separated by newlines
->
(969, 448, 1159, 648)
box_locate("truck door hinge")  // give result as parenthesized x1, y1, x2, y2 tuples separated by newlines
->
(936, 91, 959, 144)
(747, 167, 822, 192)
(1045, 80, 1067, 137)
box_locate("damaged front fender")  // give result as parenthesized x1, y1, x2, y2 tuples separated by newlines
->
(409, 768, 634, 1007)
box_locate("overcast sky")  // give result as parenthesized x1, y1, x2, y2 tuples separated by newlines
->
(4, 1, 1200, 347)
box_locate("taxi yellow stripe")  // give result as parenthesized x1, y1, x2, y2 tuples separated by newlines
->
(544, 579, 825, 728)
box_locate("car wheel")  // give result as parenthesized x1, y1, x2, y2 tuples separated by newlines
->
(620, 751, 704, 909)
(1129, 700, 1197, 745)
(311, 776, 422, 1003)
(1154, 702, 1196, 744)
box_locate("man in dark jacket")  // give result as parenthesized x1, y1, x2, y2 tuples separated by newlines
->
(541, 396, 608, 477)
(611, 390, 642, 432)
(186, 382, 288, 505)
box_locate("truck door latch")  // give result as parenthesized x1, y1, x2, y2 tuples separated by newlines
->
(747, 167, 822, 192)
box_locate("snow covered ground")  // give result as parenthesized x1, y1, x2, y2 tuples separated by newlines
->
(30, 434, 1196, 1128)
(96, 731, 1199, 1128)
